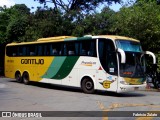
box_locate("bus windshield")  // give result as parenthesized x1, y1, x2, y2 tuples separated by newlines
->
(116, 40, 145, 78)
(119, 52, 146, 78)
(116, 40, 142, 52)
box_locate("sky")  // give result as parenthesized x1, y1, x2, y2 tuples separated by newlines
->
(0, 0, 47, 11)
(0, 0, 123, 12)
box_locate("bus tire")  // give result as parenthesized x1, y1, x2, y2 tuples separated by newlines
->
(22, 72, 30, 85)
(81, 77, 95, 94)
(15, 71, 22, 83)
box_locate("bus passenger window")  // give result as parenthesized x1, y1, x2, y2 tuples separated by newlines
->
(12, 53, 16, 56)
(43, 44, 51, 56)
(9, 46, 18, 56)
(18, 47, 23, 56)
(65, 42, 75, 56)
(81, 49, 87, 55)
(79, 40, 96, 57)
(29, 45, 36, 56)
(30, 52, 35, 56)
(59, 51, 62, 55)
(52, 48, 58, 55)
(68, 50, 75, 55)
(37, 45, 43, 56)
(51, 43, 63, 56)
(88, 50, 93, 56)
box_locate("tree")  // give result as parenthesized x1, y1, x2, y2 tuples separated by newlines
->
(0, 4, 31, 43)
(6, 17, 28, 42)
(5, 4, 30, 42)
(0, 8, 10, 43)
(34, 0, 121, 13)
(72, 7, 115, 36)
(111, 1, 160, 53)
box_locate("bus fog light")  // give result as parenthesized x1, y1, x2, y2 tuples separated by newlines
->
(120, 81, 129, 85)
(143, 81, 147, 84)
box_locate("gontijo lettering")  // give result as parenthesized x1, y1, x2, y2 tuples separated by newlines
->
(21, 59, 44, 65)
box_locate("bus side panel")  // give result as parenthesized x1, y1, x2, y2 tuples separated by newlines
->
(36, 56, 56, 82)
(73, 57, 118, 92)
(40, 56, 66, 85)
(62, 69, 79, 87)
(95, 70, 118, 92)
(5, 56, 54, 81)
(73, 57, 98, 88)
(5, 56, 18, 79)
(39, 56, 79, 85)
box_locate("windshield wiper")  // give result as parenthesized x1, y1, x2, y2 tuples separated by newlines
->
(133, 54, 145, 77)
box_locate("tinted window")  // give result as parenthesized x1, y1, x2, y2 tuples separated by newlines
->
(98, 39, 118, 75)
(6, 40, 97, 57)
(79, 40, 96, 57)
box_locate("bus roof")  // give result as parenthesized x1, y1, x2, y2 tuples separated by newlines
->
(65, 35, 139, 42)
(7, 36, 75, 46)
(95, 35, 139, 42)
(6, 35, 139, 46)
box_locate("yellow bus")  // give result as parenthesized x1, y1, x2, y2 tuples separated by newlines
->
(5, 35, 156, 93)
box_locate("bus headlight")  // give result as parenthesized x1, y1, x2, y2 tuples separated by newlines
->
(120, 81, 129, 85)
(143, 81, 147, 84)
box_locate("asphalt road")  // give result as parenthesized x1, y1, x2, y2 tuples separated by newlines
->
(0, 77, 160, 120)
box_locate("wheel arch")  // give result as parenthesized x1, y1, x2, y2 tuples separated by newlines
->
(22, 71, 30, 78)
(15, 70, 21, 78)
(15, 70, 23, 83)
(80, 74, 97, 90)
(22, 71, 30, 85)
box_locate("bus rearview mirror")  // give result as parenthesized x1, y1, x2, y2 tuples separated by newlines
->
(117, 48, 126, 64)
(145, 51, 156, 64)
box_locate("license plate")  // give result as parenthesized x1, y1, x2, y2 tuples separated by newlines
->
(134, 87, 139, 90)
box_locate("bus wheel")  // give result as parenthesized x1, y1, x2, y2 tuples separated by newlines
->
(81, 77, 95, 94)
(15, 72, 22, 83)
(23, 72, 30, 85)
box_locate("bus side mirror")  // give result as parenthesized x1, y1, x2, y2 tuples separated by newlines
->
(145, 51, 156, 64)
(117, 48, 126, 63)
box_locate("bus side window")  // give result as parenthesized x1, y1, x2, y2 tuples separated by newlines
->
(6, 46, 17, 56)
(12, 53, 16, 56)
(79, 40, 96, 57)
(88, 41, 96, 56)
(22, 46, 27, 56)
(68, 43, 75, 56)
(79, 41, 88, 56)
(75, 43, 79, 55)
(43, 44, 51, 56)
(51, 43, 62, 55)
(59, 43, 63, 56)
(52, 48, 58, 55)
(63, 44, 67, 56)
(18, 46, 23, 56)
(29, 45, 36, 56)
(79, 42, 86, 56)
(37, 44, 43, 56)
(68, 50, 75, 55)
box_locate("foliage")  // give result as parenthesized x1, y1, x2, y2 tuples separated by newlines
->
(0, 4, 30, 43)
(0, 9, 10, 43)
(72, 7, 115, 36)
(111, 1, 160, 53)
(7, 17, 28, 42)
(34, 0, 121, 13)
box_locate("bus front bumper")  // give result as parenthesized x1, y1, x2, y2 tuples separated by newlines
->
(117, 83, 146, 93)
